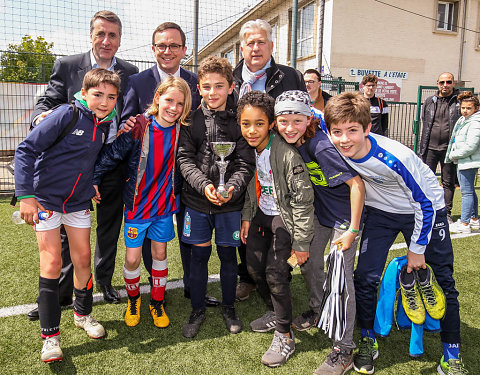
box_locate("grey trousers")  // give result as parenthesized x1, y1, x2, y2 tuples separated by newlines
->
(300, 217, 359, 350)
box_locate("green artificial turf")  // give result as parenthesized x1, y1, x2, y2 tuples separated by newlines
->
(0, 191, 478, 374)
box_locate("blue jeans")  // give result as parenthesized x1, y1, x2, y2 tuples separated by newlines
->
(457, 168, 479, 223)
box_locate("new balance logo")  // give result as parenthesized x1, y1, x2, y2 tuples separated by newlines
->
(72, 129, 84, 136)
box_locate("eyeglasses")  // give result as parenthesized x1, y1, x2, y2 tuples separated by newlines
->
(438, 80, 453, 85)
(153, 43, 183, 52)
(305, 80, 319, 85)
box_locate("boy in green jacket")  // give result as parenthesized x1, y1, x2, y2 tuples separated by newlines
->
(238, 91, 314, 368)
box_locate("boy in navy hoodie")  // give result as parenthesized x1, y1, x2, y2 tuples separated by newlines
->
(15, 68, 120, 363)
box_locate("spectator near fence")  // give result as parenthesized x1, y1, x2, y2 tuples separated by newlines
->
(232, 18, 307, 302)
(362, 74, 389, 136)
(419, 72, 461, 224)
(26, 11, 138, 320)
(304, 68, 332, 112)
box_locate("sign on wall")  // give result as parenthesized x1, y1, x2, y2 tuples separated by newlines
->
(350, 68, 407, 102)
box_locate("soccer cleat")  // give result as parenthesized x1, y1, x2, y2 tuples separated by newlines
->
(149, 300, 170, 328)
(125, 295, 141, 327)
(41, 335, 63, 363)
(74, 314, 106, 339)
(221, 305, 243, 334)
(261, 330, 295, 367)
(437, 355, 469, 375)
(292, 309, 319, 331)
(353, 337, 378, 374)
(449, 220, 471, 234)
(235, 282, 256, 301)
(250, 310, 277, 333)
(415, 265, 446, 320)
(314, 346, 353, 375)
(399, 265, 426, 325)
(182, 309, 206, 338)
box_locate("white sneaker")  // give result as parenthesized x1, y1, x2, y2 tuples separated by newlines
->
(74, 314, 106, 339)
(449, 220, 471, 234)
(41, 335, 63, 362)
(469, 218, 479, 231)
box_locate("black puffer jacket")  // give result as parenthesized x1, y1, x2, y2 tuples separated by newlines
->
(419, 89, 461, 157)
(177, 101, 255, 214)
(233, 58, 306, 100)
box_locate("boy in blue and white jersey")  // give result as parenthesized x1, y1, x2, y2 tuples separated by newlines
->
(325, 92, 465, 375)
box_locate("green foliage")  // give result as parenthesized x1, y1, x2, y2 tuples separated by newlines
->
(0, 35, 56, 83)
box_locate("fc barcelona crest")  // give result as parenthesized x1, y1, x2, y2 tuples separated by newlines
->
(127, 227, 138, 239)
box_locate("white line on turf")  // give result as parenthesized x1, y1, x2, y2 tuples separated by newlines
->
(0, 232, 478, 318)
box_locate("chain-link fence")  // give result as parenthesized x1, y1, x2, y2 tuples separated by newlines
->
(0, 0, 421, 193)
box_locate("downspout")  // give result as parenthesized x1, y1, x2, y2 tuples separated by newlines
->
(317, 0, 325, 72)
(458, 0, 467, 83)
(291, 0, 298, 68)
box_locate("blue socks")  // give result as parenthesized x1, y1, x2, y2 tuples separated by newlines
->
(361, 328, 376, 339)
(443, 343, 460, 361)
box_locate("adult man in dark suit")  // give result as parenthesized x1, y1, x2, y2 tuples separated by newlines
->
(27, 10, 138, 320)
(121, 22, 218, 307)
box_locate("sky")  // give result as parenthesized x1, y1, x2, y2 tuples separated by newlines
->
(0, 0, 260, 62)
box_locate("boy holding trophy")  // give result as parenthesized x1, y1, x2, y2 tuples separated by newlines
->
(177, 56, 255, 338)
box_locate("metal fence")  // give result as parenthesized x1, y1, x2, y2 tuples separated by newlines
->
(0, 0, 420, 194)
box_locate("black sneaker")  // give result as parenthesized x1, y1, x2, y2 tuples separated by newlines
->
(221, 305, 243, 334)
(292, 309, 319, 331)
(250, 310, 277, 332)
(353, 337, 378, 374)
(182, 309, 206, 338)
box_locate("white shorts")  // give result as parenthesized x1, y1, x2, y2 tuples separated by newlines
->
(34, 209, 91, 231)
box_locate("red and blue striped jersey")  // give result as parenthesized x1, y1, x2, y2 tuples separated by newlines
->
(125, 117, 179, 223)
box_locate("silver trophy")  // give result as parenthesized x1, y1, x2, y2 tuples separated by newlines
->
(210, 141, 236, 198)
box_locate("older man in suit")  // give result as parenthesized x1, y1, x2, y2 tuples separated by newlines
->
(27, 10, 138, 320)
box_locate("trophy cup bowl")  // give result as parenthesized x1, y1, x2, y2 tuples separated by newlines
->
(210, 142, 236, 198)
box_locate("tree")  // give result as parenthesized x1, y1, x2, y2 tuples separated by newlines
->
(0, 35, 56, 83)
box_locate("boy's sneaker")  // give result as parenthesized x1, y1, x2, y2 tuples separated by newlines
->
(41, 335, 63, 363)
(469, 218, 479, 231)
(449, 220, 471, 234)
(250, 310, 277, 332)
(292, 309, 319, 331)
(353, 337, 378, 374)
(415, 265, 446, 320)
(221, 305, 243, 334)
(399, 265, 425, 325)
(314, 346, 353, 375)
(149, 300, 169, 328)
(125, 295, 141, 327)
(236, 282, 256, 301)
(261, 330, 295, 367)
(182, 309, 206, 338)
(74, 314, 105, 339)
(437, 355, 469, 375)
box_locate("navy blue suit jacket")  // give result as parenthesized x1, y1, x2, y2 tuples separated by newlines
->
(120, 65, 201, 125)
(31, 51, 138, 127)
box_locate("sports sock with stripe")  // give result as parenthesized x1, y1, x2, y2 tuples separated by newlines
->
(151, 258, 167, 302)
(73, 274, 93, 316)
(38, 276, 61, 338)
(124, 265, 141, 299)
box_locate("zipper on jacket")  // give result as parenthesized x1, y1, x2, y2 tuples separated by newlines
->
(63, 173, 82, 213)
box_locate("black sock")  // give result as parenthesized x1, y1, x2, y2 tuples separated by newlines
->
(38, 276, 61, 337)
(73, 274, 93, 316)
